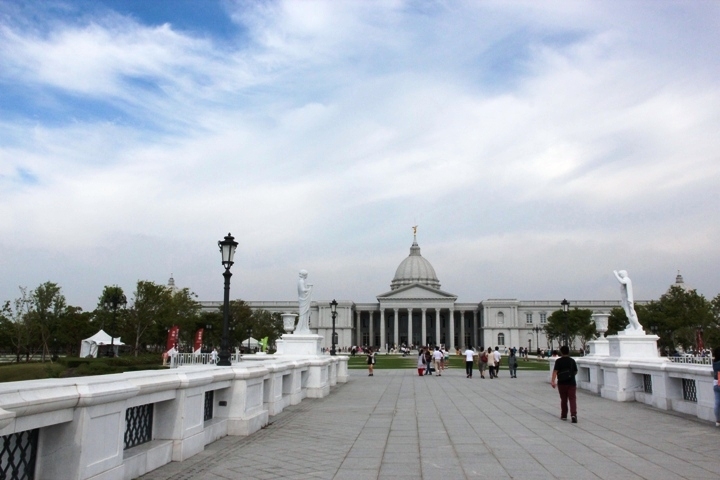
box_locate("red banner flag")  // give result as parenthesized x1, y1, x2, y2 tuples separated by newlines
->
(166, 325, 180, 352)
(194, 328, 204, 354)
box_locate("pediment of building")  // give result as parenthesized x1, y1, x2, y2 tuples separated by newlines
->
(377, 283, 457, 301)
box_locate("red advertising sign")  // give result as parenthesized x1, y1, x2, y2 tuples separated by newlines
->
(194, 328, 204, 353)
(166, 325, 180, 352)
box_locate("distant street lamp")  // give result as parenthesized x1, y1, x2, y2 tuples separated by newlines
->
(330, 299, 338, 356)
(218, 233, 238, 366)
(104, 289, 127, 358)
(561, 299, 570, 348)
(533, 325, 542, 352)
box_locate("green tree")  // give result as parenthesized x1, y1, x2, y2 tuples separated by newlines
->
(544, 308, 594, 352)
(97, 285, 127, 356)
(607, 307, 629, 336)
(127, 281, 173, 356)
(229, 299, 254, 350)
(658, 286, 712, 352)
(634, 286, 715, 354)
(30, 282, 67, 362)
(200, 310, 223, 351)
(56, 306, 94, 357)
(248, 310, 284, 352)
(1, 288, 33, 362)
(708, 293, 720, 349)
(168, 288, 202, 349)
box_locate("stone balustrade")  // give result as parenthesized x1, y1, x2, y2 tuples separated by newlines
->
(0, 354, 348, 480)
(572, 335, 714, 423)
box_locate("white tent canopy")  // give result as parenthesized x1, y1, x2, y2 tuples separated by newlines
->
(241, 337, 261, 348)
(80, 329, 124, 358)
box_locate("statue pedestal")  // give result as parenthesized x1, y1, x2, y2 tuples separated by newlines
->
(578, 334, 664, 398)
(599, 334, 664, 402)
(586, 338, 609, 357)
(275, 334, 323, 356)
(607, 333, 660, 359)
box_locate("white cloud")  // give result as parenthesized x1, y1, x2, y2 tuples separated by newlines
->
(1, 1, 719, 309)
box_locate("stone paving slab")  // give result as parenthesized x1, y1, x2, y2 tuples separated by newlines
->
(138, 368, 720, 480)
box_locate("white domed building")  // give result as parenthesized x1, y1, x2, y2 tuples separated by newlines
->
(201, 231, 632, 353)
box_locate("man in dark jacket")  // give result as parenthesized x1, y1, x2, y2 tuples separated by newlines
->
(551, 345, 578, 423)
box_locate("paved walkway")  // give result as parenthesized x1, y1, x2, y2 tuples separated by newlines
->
(139, 368, 719, 480)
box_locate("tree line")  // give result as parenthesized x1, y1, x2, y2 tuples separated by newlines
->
(0, 280, 284, 361)
(543, 286, 720, 354)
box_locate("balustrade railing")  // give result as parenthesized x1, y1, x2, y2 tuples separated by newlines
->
(124, 404, 153, 450)
(0, 429, 38, 480)
(168, 352, 243, 368)
(667, 356, 712, 365)
(204, 390, 214, 422)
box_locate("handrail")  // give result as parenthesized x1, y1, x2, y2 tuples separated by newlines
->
(169, 352, 243, 368)
(667, 356, 712, 365)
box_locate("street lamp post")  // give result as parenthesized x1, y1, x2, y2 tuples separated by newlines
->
(561, 299, 570, 348)
(330, 299, 338, 356)
(533, 325, 541, 353)
(104, 289, 127, 358)
(218, 233, 238, 366)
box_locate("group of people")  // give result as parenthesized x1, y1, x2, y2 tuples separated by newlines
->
(463, 346, 520, 379)
(415, 345, 449, 376)
(364, 339, 720, 430)
(365, 342, 579, 424)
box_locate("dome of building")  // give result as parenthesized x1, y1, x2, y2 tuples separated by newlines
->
(669, 271, 691, 292)
(390, 236, 441, 290)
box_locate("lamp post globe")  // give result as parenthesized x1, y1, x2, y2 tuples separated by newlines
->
(218, 233, 238, 367)
(561, 298, 570, 348)
(330, 299, 338, 356)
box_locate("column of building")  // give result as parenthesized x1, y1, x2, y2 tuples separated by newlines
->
(368, 311, 374, 348)
(434, 308, 440, 346)
(449, 308, 455, 351)
(393, 308, 399, 349)
(473, 310, 478, 348)
(379, 310, 386, 350)
(407, 308, 413, 347)
(459, 310, 465, 349)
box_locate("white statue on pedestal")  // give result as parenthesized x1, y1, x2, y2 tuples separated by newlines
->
(296, 269, 313, 334)
(613, 270, 644, 333)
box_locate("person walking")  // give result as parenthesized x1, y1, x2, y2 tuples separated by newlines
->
(367, 348, 376, 376)
(433, 346, 444, 376)
(486, 347, 496, 378)
(463, 345, 476, 378)
(417, 348, 426, 376)
(424, 347, 433, 375)
(478, 346, 487, 379)
(493, 347, 502, 377)
(508, 350, 518, 378)
(441, 345, 449, 373)
(712, 347, 720, 427)
(551, 345, 578, 422)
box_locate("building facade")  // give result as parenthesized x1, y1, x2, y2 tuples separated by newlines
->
(200, 233, 652, 353)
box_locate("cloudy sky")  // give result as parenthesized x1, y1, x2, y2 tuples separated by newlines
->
(1, 0, 719, 311)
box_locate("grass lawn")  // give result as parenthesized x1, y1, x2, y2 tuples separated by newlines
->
(347, 353, 549, 371)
